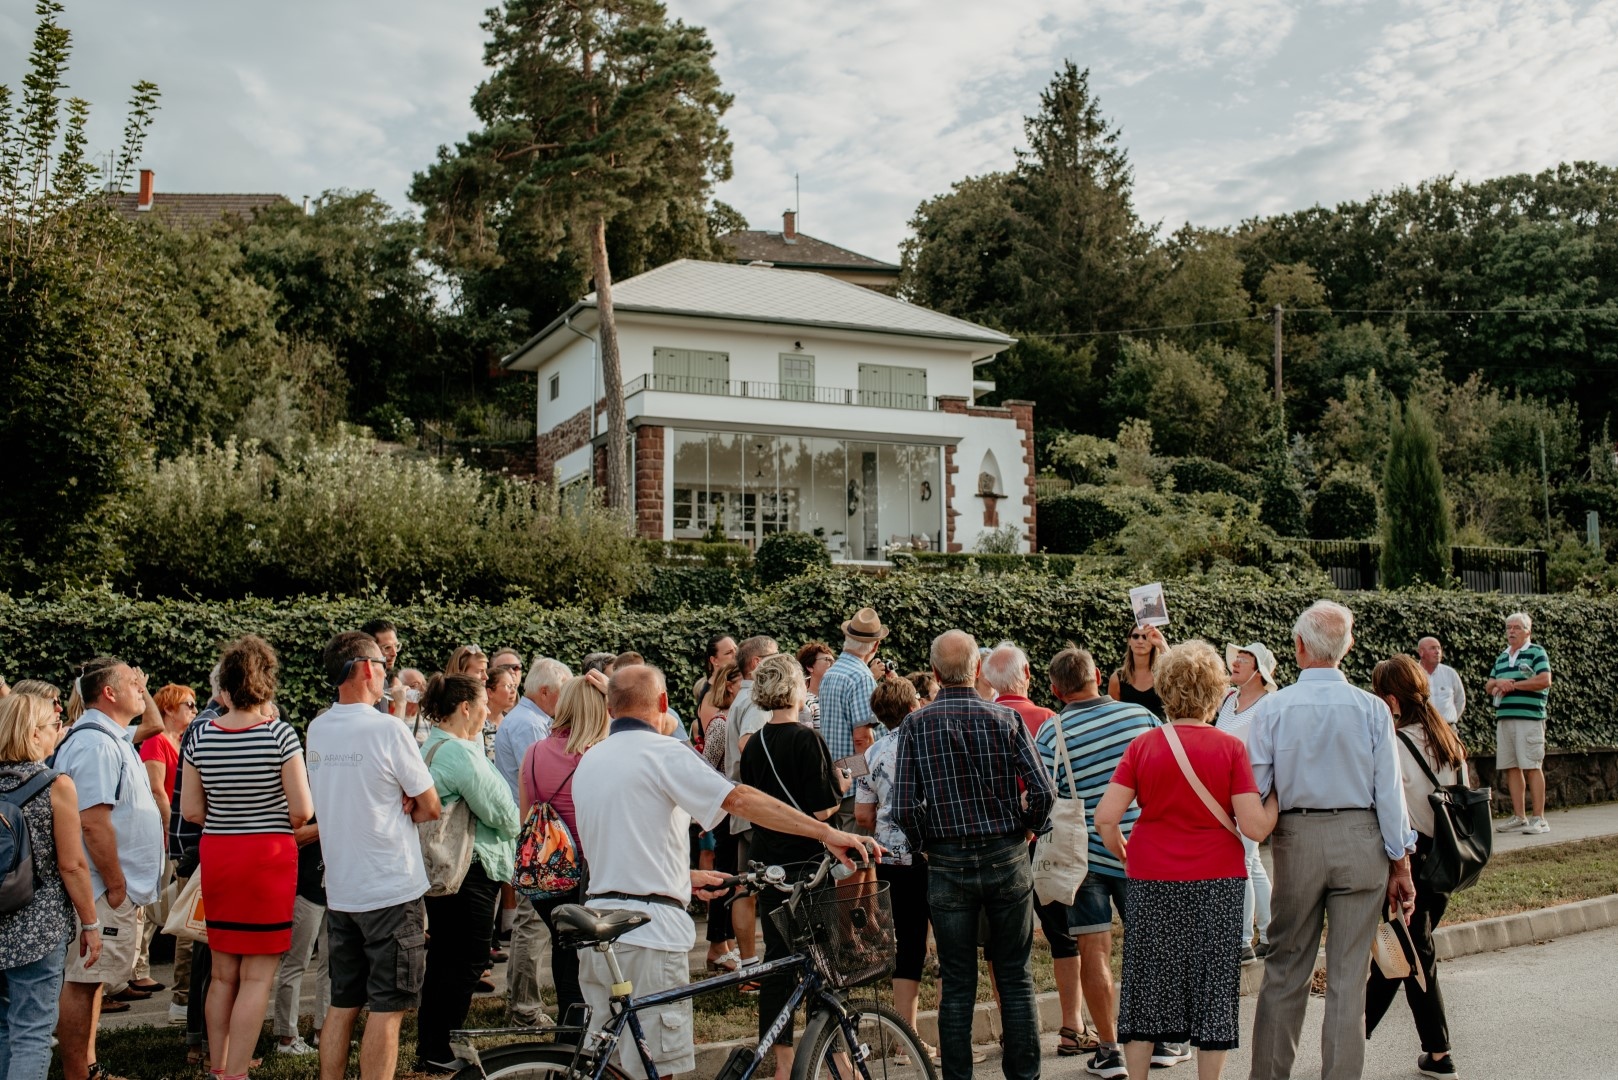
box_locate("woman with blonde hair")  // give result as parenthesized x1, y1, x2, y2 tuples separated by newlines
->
(0, 692, 102, 1080)
(518, 671, 610, 1020)
(1364, 654, 1468, 1079)
(1095, 641, 1277, 1080)
(445, 645, 489, 682)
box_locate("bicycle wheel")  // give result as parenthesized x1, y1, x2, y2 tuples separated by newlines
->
(450, 1042, 627, 1080)
(793, 1001, 938, 1080)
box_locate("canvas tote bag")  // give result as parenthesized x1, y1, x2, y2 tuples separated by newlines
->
(418, 740, 476, 897)
(1032, 715, 1089, 906)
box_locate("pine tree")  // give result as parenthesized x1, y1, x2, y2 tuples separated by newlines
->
(412, 0, 732, 513)
(1380, 399, 1453, 588)
(1257, 409, 1306, 538)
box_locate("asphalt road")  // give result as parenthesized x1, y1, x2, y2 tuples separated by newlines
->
(1031, 924, 1618, 1080)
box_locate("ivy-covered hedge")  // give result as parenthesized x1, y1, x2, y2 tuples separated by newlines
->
(4, 578, 1615, 750)
(905, 552, 1086, 577)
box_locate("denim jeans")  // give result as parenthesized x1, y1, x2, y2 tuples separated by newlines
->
(926, 834, 1039, 1080)
(0, 941, 68, 1080)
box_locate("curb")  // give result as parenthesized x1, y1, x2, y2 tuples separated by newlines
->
(692, 893, 1618, 1072)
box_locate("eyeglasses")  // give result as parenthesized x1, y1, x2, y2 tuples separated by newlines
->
(182, 701, 199, 712)
(339, 656, 388, 683)
(42, 719, 63, 732)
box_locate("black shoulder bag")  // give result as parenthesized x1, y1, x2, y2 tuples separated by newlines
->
(1397, 730, 1492, 895)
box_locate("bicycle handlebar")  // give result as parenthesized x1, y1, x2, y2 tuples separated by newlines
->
(716, 841, 878, 896)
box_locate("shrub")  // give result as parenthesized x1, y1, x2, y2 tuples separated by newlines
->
(1382, 400, 1454, 587)
(1037, 486, 1170, 554)
(909, 553, 1085, 577)
(1310, 471, 1380, 540)
(5, 578, 1616, 750)
(974, 525, 1023, 554)
(1258, 414, 1307, 538)
(1163, 456, 1260, 501)
(755, 531, 831, 586)
(1091, 492, 1324, 584)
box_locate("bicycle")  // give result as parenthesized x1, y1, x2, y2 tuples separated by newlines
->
(449, 851, 936, 1080)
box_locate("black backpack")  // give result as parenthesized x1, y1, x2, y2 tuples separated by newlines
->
(1397, 731, 1493, 895)
(0, 768, 60, 915)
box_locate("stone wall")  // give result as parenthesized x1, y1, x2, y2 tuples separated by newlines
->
(1469, 748, 1618, 813)
(634, 425, 665, 539)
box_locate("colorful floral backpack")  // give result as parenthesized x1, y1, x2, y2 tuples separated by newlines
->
(512, 762, 584, 898)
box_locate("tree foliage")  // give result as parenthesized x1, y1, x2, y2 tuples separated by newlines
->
(1381, 400, 1454, 588)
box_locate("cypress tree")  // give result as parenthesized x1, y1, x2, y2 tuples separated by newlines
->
(1257, 409, 1306, 538)
(1380, 399, 1453, 588)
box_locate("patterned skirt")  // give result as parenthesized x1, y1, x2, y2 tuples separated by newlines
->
(1117, 876, 1246, 1051)
(199, 833, 297, 954)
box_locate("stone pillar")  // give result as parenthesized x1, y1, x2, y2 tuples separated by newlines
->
(633, 425, 665, 539)
(1005, 399, 1037, 552)
(938, 397, 968, 553)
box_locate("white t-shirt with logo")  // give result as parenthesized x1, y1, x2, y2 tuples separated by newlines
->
(306, 701, 436, 913)
(573, 724, 733, 951)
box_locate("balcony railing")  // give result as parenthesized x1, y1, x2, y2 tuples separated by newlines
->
(625, 373, 937, 411)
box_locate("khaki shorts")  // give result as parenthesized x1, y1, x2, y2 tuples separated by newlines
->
(580, 944, 693, 1079)
(65, 893, 140, 984)
(1496, 719, 1546, 771)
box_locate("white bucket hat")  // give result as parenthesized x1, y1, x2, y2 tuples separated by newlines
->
(1225, 642, 1278, 691)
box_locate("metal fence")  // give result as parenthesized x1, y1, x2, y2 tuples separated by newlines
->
(1286, 539, 1548, 594)
(626, 373, 938, 411)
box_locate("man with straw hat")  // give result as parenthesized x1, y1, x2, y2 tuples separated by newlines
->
(819, 607, 889, 832)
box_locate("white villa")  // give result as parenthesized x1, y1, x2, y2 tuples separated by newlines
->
(503, 259, 1037, 559)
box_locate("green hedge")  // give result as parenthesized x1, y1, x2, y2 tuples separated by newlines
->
(1037, 487, 1170, 554)
(6, 579, 1616, 751)
(905, 552, 1086, 577)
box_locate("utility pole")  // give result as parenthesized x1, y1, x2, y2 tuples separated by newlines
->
(1272, 305, 1284, 404)
(1539, 427, 1553, 541)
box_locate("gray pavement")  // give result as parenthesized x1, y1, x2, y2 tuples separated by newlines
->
(1491, 800, 1618, 853)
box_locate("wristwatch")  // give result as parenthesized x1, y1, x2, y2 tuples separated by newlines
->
(80, 921, 101, 932)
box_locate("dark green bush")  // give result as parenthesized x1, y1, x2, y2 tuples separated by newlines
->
(755, 531, 832, 585)
(1037, 486, 1169, 554)
(1163, 457, 1260, 501)
(1382, 400, 1454, 587)
(8, 578, 1614, 751)
(638, 540, 754, 568)
(1310, 473, 1380, 539)
(628, 566, 754, 613)
(908, 552, 1086, 577)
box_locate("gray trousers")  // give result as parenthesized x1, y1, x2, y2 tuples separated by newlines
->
(1249, 809, 1389, 1080)
(272, 895, 330, 1038)
(507, 897, 550, 1020)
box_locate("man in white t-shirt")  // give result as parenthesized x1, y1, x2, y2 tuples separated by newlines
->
(307, 631, 442, 1080)
(1416, 636, 1467, 726)
(573, 664, 870, 1080)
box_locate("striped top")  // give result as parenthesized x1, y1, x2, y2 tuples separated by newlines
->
(184, 718, 302, 835)
(1490, 643, 1551, 721)
(1034, 696, 1159, 878)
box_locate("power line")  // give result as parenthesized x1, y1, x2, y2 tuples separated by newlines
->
(1034, 304, 1618, 341)
(1044, 315, 1265, 339)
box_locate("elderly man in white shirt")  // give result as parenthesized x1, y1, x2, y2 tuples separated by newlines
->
(1416, 636, 1467, 726)
(1247, 601, 1416, 1080)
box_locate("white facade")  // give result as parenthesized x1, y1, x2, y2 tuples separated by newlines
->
(508, 261, 1034, 558)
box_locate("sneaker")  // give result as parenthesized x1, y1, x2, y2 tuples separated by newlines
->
(1151, 1041, 1193, 1067)
(1253, 940, 1273, 960)
(1417, 1051, 1458, 1077)
(1496, 814, 1529, 832)
(1240, 944, 1257, 965)
(276, 1037, 317, 1056)
(1087, 1047, 1128, 1078)
(1523, 816, 1550, 834)
(167, 1003, 188, 1025)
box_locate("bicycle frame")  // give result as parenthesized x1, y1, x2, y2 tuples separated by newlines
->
(584, 943, 853, 1080)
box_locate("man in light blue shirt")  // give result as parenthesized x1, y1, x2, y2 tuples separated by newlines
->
(491, 655, 570, 1023)
(1248, 601, 1416, 1080)
(54, 658, 166, 1080)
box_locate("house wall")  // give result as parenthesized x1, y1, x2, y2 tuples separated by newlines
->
(940, 398, 1036, 554)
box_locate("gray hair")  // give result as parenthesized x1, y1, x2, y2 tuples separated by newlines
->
(930, 630, 981, 687)
(982, 642, 1029, 694)
(523, 657, 572, 697)
(1293, 600, 1354, 665)
(208, 663, 223, 698)
(842, 636, 878, 657)
(751, 653, 806, 711)
(1506, 612, 1532, 631)
(737, 635, 778, 677)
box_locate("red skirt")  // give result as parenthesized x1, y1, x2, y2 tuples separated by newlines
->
(198, 833, 297, 954)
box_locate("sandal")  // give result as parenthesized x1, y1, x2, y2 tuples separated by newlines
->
(1057, 1025, 1099, 1056)
(86, 1064, 130, 1080)
(706, 948, 741, 974)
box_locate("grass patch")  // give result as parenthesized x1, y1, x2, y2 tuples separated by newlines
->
(70, 837, 1618, 1077)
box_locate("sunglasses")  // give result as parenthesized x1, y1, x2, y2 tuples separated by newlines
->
(1130, 633, 1150, 641)
(463, 644, 484, 656)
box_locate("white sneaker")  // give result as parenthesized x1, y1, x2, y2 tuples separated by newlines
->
(276, 1037, 317, 1056)
(167, 1003, 188, 1025)
(1523, 816, 1551, 834)
(1496, 815, 1529, 833)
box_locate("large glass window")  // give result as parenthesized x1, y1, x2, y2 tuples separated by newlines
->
(667, 429, 940, 557)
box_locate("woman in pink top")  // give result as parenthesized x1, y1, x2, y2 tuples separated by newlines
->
(518, 672, 609, 1018)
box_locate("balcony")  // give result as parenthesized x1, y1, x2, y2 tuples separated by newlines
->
(624, 373, 937, 411)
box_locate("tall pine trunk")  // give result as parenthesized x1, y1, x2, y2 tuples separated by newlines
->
(590, 212, 629, 515)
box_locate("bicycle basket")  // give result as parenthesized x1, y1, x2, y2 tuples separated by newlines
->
(771, 879, 896, 989)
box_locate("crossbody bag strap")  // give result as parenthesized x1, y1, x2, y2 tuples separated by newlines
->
(1050, 714, 1079, 798)
(1395, 730, 1445, 788)
(1159, 723, 1238, 837)
(758, 725, 805, 814)
(538, 761, 582, 808)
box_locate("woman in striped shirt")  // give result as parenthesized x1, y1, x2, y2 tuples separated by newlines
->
(182, 635, 313, 1080)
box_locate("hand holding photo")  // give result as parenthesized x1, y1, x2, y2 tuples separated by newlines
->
(1129, 582, 1170, 627)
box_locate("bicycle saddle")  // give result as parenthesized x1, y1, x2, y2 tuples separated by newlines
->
(551, 904, 652, 949)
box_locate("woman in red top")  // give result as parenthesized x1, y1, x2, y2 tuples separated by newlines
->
(1095, 641, 1278, 1080)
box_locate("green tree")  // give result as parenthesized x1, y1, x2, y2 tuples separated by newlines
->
(412, 0, 733, 511)
(1381, 399, 1454, 587)
(0, 1, 160, 583)
(1257, 410, 1306, 537)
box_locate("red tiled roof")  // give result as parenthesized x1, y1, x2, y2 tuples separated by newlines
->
(106, 192, 292, 229)
(717, 229, 899, 272)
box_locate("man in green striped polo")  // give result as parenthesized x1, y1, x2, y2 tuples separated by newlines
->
(1485, 612, 1554, 834)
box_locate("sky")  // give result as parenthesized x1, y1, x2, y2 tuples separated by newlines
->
(7, 0, 1618, 265)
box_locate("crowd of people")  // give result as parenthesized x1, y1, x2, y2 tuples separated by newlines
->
(0, 601, 1549, 1080)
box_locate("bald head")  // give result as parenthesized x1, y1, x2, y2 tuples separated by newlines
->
(931, 630, 981, 687)
(607, 664, 667, 722)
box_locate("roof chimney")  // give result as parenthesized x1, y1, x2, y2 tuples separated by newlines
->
(782, 209, 797, 242)
(137, 169, 154, 211)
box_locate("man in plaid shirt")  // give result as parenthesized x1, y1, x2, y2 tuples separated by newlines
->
(892, 630, 1055, 1080)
